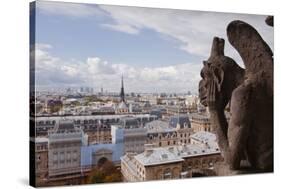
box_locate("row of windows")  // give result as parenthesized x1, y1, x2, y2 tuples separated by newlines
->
(37, 117, 156, 126)
(149, 132, 190, 140)
(52, 158, 78, 165)
(36, 145, 47, 151)
(158, 139, 189, 146)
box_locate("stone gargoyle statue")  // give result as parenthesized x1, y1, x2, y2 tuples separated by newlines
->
(199, 18, 273, 174)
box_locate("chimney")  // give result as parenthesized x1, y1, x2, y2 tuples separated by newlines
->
(144, 144, 154, 157)
(168, 146, 174, 153)
(126, 152, 137, 159)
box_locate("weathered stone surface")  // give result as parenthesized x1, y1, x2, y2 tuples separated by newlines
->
(199, 19, 273, 175)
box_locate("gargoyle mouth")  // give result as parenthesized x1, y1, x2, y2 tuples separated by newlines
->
(200, 96, 207, 106)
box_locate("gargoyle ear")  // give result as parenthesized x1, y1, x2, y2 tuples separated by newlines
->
(211, 66, 224, 92)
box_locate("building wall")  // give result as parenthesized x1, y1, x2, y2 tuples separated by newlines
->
(121, 151, 223, 182)
(121, 155, 140, 182)
(35, 141, 48, 184)
(48, 140, 82, 177)
(181, 154, 223, 172)
(191, 117, 212, 133)
(87, 130, 111, 144)
(165, 106, 188, 116)
(35, 114, 156, 136)
(145, 162, 182, 180)
(147, 128, 194, 147)
(121, 156, 183, 182)
(124, 128, 147, 154)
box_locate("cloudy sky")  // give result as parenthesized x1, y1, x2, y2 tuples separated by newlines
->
(34, 1, 273, 93)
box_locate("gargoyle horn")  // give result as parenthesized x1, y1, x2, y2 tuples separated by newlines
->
(210, 37, 225, 58)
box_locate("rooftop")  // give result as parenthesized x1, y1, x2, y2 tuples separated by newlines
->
(36, 114, 156, 121)
(117, 101, 128, 109)
(190, 131, 216, 144)
(52, 120, 78, 134)
(135, 147, 184, 166)
(145, 120, 175, 133)
(125, 131, 220, 167)
(169, 114, 191, 128)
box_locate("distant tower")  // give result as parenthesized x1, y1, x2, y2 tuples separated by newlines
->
(120, 75, 125, 102)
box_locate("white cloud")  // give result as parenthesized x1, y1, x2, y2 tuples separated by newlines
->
(86, 57, 116, 75)
(36, 1, 105, 18)
(37, 2, 274, 67)
(35, 43, 201, 93)
(102, 23, 140, 35)
(99, 5, 274, 65)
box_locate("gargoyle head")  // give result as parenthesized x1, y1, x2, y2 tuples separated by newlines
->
(199, 37, 244, 109)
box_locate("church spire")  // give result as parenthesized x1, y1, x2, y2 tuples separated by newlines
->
(120, 75, 125, 102)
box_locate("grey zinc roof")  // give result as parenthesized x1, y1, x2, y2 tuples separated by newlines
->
(173, 143, 220, 158)
(145, 120, 175, 133)
(117, 101, 128, 109)
(52, 120, 79, 134)
(190, 131, 216, 144)
(169, 114, 191, 128)
(129, 132, 220, 167)
(132, 144, 220, 167)
(134, 147, 184, 166)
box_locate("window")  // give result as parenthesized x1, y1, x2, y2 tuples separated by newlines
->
(159, 142, 162, 147)
(60, 152, 64, 161)
(53, 153, 58, 161)
(163, 168, 171, 179)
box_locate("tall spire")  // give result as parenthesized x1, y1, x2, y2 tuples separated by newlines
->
(120, 75, 125, 102)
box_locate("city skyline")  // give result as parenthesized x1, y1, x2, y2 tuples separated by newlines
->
(34, 1, 273, 93)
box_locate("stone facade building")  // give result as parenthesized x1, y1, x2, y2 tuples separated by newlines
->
(190, 112, 230, 133)
(111, 117, 148, 154)
(48, 120, 88, 178)
(121, 132, 222, 182)
(83, 123, 112, 144)
(190, 113, 212, 132)
(35, 114, 156, 137)
(121, 144, 183, 182)
(35, 137, 49, 185)
(146, 120, 193, 147)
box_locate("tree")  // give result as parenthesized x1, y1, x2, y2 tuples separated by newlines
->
(87, 160, 122, 184)
(87, 168, 105, 183)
